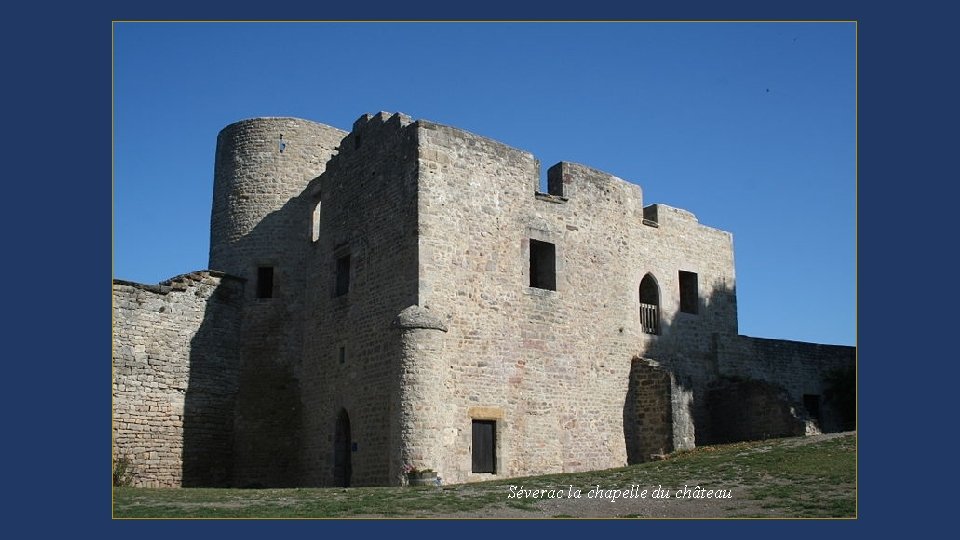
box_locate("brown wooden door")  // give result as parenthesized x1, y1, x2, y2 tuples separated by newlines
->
(472, 420, 496, 473)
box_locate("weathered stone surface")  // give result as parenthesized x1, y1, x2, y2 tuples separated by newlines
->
(112, 271, 244, 487)
(393, 305, 449, 332)
(112, 112, 856, 488)
(705, 377, 807, 444)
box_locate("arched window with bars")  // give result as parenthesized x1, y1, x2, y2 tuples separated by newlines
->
(639, 273, 661, 335)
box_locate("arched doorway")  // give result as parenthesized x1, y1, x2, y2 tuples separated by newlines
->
(333, 409, 352, 487)
(639, 274, 660, 335)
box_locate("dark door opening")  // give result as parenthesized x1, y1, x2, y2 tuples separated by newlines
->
(472, 420, 496, 473)
(333, 409, 352, 487)
(803, 394, 822, 424)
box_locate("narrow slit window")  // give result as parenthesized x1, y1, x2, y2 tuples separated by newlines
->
(256, 266, 274, 299)
(679, 271, 698, 314)
(471, 420, 496, 473)
(529, 240, 556, 291)
(335, 254, 351, 297)
(338, 346, 346, 365)
(311, 199, 322, 243)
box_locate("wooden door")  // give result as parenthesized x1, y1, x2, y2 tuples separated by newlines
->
(472, 420, 496, 473)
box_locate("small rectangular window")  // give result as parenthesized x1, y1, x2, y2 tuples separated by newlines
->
(472, 420, 496, 473)
(338, 346, 346, 365)
(529, 240, 556, 291)
(335, 254, 351, 297)
(256, 266, 274, 299)
(679, 271, 698, 314)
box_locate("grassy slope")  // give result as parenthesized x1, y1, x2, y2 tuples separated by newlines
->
(113, 433, 856, 519)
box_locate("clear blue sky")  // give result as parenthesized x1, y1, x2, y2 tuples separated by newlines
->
(114, 22, 855, 346)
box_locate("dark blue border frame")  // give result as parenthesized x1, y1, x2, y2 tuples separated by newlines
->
(11, 0, 927, 536)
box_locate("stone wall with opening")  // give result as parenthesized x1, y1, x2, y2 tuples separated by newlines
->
(299, 112, 421, 487)
(624, 358, 674, 463)
(414, 118, 739, 483)
(716, 335, 856, 433)
(209, 117, 346, 487)
(113, 112, 853, 488)
(703, 377, 807, 444)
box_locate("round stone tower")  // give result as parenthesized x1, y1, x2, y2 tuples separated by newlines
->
(209, 117, 347, 279)
(207, 117, 346, 487)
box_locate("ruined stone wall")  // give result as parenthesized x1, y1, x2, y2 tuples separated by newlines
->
(704, 377, 807, 444)
(112, 272, 244, 487)
(299, 112, 420, 486)
(624, 359, 673, 463)
(209, 117, 346, 487)
(630, 202, 739, 448)
(414, 120, 739, 484)
(716, 335, 856, 433)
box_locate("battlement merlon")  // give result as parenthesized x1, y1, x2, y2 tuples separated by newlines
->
(317, 111, 418, 192)
(353, 111, 415, 131)
(410, 115, 732, 235)
(645, 204, 735, 245)
(543, 160, 643, 210)
(414, 118, 642, 206)
(319, 112, 732, 237)
(339, 111, 416, 153)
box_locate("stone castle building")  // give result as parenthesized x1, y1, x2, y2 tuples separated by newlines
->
(112, 112, 855, 488)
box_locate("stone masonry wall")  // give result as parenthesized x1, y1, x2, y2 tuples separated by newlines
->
(114, 112, 853, 488)
(415, 119, 740, 484)
(705, 377, 807, 444)
(299, 112, 421, 486)
(716, 335, 856, 433)
(624, 358, 673, 463)
(209, 117, 346, 487)
(210, 117, 347, 278)
(112, 271, 244, 487)
(394, 307, 449, 485)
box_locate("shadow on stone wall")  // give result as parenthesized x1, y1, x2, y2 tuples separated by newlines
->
(628, 282, 738, 455)
(704, 376, 807, 444)
(184, 190, 317, 488)
(624, 283, 726, 462)
(181, 277, 244, 487)
(219, 194, 316, 488)
(823, 365, 856, 432)
(624, 281, 856, 457)
(623, 358, 673, 464)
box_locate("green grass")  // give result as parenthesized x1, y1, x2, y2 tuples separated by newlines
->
(113, 434, 856, 518)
